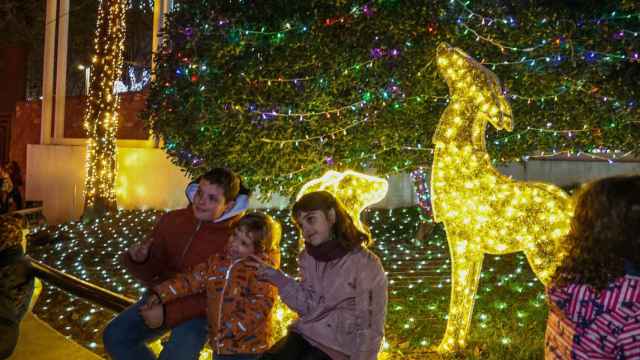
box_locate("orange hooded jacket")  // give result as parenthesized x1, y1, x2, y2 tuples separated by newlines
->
(154, 251, 280, 355)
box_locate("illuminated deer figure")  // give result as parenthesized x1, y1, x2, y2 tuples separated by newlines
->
(430, 43, 574, 352)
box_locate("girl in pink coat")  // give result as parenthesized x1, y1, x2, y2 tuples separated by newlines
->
(250, 191, 387, 360)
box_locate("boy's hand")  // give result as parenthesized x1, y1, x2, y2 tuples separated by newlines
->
(128, 239, 153, 263)
(139, 303, 164, 329)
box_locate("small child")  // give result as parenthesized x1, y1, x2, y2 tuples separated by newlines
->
(141, 212, 281, 360)
(545, 175, 640, 360)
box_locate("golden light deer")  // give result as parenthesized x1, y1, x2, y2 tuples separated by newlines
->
(430, 43, 574, 352)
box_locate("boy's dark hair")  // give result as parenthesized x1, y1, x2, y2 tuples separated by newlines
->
(551, 175, 640, 291)
(235, 212, 281, 259)
(292, 190, 372, 250)
(198, 168, 248, 202)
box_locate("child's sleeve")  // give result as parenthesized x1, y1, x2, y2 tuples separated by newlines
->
(220, 266, 277, 338)
(153, 258, 211, 303)
(266, 252, 319, 316)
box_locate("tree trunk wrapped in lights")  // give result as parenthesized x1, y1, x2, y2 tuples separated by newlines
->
(83, 0, 128, 216)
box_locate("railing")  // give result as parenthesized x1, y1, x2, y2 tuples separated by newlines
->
(26, 256, 135, 313)
(10, 207, 44, 216)
(7, 205, 47, 230)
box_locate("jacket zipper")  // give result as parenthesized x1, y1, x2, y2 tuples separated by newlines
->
(178, 220, 202, 268)
(213, 257, 244, 352)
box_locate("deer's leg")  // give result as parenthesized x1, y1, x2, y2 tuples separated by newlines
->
(523, 233, 562, 286)
(437, 234, 484, 352)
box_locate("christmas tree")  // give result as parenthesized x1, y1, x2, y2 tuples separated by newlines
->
(144, 0, 640, 196)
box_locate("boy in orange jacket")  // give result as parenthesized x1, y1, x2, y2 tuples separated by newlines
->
(141, 212, 281, 360)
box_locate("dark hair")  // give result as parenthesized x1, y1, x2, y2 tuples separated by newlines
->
(234, 212, 281, 266)
(551, 175, 640, 292)
(198, 168, 249, 202)
(292, 191, 372, 250)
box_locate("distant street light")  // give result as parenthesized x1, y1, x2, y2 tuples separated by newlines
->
(78, 64, 90, 95)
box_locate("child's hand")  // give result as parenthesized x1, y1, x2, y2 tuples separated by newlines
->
(139, 303, 164, 329)
(128, 239, 153, 263)
(141, 293, 161, 308)
(246, 255, 279, 283)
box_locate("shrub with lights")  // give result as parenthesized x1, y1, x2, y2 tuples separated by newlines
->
(144, 0, 640, 196)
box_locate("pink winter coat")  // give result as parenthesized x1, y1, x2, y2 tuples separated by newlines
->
(271, 247, 387, 360)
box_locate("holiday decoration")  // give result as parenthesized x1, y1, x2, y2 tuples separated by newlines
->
(410, 167, 433, 221)
(297, 170, 389, 233)
(83, 0, 128, 214)
(29, 208, 552, 359)
(431, 43, 575, 352)
(144, 1, 640, 196)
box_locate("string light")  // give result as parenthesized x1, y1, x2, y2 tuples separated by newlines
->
(454, 0, 639, 50)
(150, 1, 639, 199)
(245, 60, 376, 84)
(459, 22, 638, 65)
(430, 43, 575, 352)
(459, 22, 549, 53)
(260, 118, 369, 146)
(410, 168, 433, 221)
(456, 0, 640, 26)
(83, 0, 128, 212)
(452, 3, 639, 66)
(30, 206, 557, 358)
(224, 82, 631, 129)
(254, 101, 369, 119)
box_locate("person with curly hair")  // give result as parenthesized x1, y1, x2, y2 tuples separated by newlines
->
(545, 175, 640, 360)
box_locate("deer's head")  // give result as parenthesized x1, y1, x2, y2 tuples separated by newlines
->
(436, 43, 512, 132)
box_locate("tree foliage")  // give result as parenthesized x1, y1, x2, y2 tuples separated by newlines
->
(144, 0, 640, 196)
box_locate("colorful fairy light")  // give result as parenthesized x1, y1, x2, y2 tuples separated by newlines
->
(30, 207, 553, 358)
(430, 43, 575, 352)
(146, 0, 640, 200)
(410, 168, 433, 221)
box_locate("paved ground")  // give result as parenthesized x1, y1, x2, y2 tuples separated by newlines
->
(8, 313, 102, 360)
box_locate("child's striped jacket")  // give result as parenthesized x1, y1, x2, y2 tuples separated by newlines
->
(545, 274, 640, 359)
